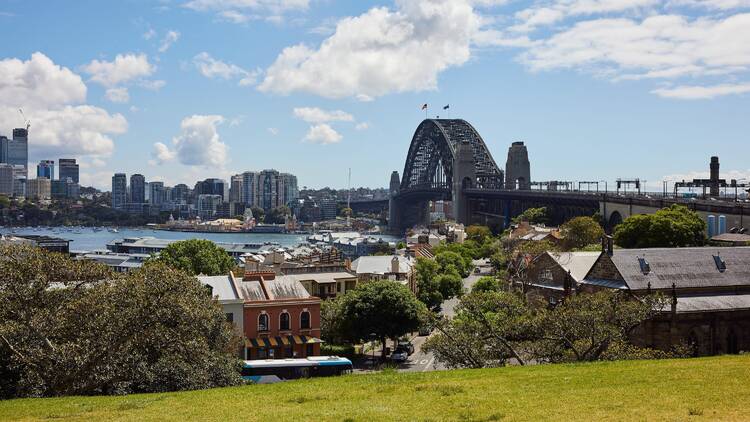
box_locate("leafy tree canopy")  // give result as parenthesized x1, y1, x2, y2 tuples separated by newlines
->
(0, 245, 242, 398)
(465, 225, 492, 243)
(560, 216, 605, 250)
(614, 205, 706, 248)
(512, 207, 549, 225)
(153, 239, 235, 276)
(472, 276, 502, 293)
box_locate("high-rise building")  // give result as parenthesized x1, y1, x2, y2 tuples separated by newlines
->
(197, 194, 223, 219)
(0, 136, 8, 163)
(37, 160, 55, 179)
(149, 181, 165, 206)
(58, 159, 79, 184)
(0, 163, 13, 196)
(27, 178, 51, 200)
(130, 174, 146, 204)
(112, 173, 128, 210)
(230, 174, 243, 203)
(7, 129, 28, 180)
(280, 172, 299, 205)
(242, 171, 258, 206)
(258, 169, 280, 211)
(172, 184, 190, 204)
(194, 178, 227, 202)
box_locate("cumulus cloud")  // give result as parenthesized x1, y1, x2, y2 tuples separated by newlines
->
(509, 0, 658, 33)
(158, 30, 180, 53)
(668, 0, 750, 10)
(0, 53, 127, 160)
(82, 53, 155, 87)
(152, 115, 229, 167)
(183, 0, 309, 23)
(105, 87, 130, 103)
(293, 107, 354, 123)
(303, 123, 342, 145)
(193, 52, 259, 86)
(259, 0, 482, 99)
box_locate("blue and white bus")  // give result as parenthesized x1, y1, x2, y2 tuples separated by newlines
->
(241, 356, 353, 384)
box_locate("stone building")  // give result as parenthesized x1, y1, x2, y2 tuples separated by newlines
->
(505, 141, 530, 190)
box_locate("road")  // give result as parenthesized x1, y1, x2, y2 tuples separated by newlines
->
(399, 259, 490, 372)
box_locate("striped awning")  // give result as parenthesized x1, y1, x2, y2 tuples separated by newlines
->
(245, 335, 323, 348)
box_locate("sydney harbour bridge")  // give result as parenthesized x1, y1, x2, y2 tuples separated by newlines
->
(378, 118, 750, 234)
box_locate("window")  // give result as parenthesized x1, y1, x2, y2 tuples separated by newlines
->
(258, 313, 269, 332)
(638, 257, 650, 275)
(280, 312, 290, 331)
(306, 343, 314, 357)
(713, 254, 727, 273)
(300, 311, 311, 329)
(538, 269, 553, 283)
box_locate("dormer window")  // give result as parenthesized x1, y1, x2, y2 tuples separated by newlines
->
(713, 254, 727, 273)
(638, 257, 650, 275)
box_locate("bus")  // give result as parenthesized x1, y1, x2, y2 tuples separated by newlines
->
(241, 356, 353, 384)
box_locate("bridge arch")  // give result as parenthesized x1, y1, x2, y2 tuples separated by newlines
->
(608, 210, 623, 230)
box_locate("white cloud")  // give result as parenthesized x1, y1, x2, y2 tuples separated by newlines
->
(267, 127, 279, 135)
(193, 52, 259, 86)
(105, 87, 130, 103)
(139, 79, 166, 90)
(519, 14, 750, 81)
(355, 122, 370, 131)
(668, 0, 750, 10)
(293, 107, 354, 123)
(143, 28, 157, 40)
(158, 30, 180, 53)
(259, 0, 481, 99)
(303, 124, 342, 145)
(153, 115, 229, 167)
(652, 82, 750, 99)
(510, 0, 658, 33)
(183, 0, 309, 22)
(82, 53, 155, 87)
(0, 53, 127, 160)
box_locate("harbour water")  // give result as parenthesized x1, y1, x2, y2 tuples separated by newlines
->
(0, 227, 401, 251)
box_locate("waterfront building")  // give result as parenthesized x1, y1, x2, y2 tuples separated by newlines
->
(27, 178, 51, 200)
(130, 174, 146, 204)
(0, 234, 71, 254)
(172, 183, 190, 204)
(230, 174, 243, 203)
(149, 181, 165, 206)
(195, 178, 227, 203)
(58, 159, 79, 184)
(198, 194, 223, 219)
(74, 251, 150, 273)
(111, 173, 128, 210)
(107, 236, 280, 260)
(37, 160, 55, 179)
(51, 178, 79, 199)
(242, 171, 258, 206)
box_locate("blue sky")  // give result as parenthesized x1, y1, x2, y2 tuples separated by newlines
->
(1, 0, 749, 191)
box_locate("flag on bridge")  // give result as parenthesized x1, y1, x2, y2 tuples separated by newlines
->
(421, 103, 428, 110)
(443, 104, 450, 110)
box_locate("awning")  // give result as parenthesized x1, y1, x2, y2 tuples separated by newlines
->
(245, 336, 324, 348)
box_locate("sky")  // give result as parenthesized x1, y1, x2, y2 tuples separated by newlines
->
(1, 0, 749, 192)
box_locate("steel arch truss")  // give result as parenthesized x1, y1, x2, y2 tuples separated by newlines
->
(400, 119, 504, 194)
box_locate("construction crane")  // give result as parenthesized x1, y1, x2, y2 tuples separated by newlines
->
(18, 108, 30, 131)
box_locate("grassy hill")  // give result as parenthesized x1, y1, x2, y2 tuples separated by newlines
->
(2, 355, 750, 421)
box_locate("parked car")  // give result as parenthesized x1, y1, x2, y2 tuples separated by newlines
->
(390, 346, 409, 363)
(398, 340, 414, 355)
(474, 267, 481, 274)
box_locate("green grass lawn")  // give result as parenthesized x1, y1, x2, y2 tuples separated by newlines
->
(2, 355, 750, 421)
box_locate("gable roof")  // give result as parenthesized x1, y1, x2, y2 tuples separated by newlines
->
(545, 251, 601, 282)
(350, 255, 413, 275)
(598, 247, 750, 291)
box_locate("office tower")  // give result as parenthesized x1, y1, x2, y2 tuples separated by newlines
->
(280, 172, 299, 205)
(258, 169, 279, 211)
(27, 178, 51, 200)
(197, 194, 222, 219)
(172, 184, 189, 204)
(0, 163, 13, 196)
(242, 171, 258, 207)
(149, 181, 165, 206)
(37, 160, 55, 179)
(130, 174, 146, 204)
(112, 173, 128, 210)
(0, 136, 8, 163)
(7, 129, 28, 180)
(58, 158, 79, 184)
(230, 174, 243, 203)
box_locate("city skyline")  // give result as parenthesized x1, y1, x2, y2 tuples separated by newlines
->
(1, 1, 749, 191)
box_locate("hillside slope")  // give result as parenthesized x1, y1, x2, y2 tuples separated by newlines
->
(2, 355, 750, 421)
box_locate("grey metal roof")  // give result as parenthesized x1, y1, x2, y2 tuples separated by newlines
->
(579, 278, 628, 290)
(675, 294, 750, 313)
(264, 277, 313, 300)
(608, 247, 750, 291)
(546, 251, 600, 282)
(283, 272, 356, 285)
(350, 255, 413, 275)
(197, 275, 241, 301)
(237, 280, 266, 301)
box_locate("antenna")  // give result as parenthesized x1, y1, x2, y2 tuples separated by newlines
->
(18, 109, 30, 131)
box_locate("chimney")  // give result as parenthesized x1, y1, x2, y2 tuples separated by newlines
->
(391, 256, 400, 274)
(671, 282, 678, 315)
(605, 235, 613, 256)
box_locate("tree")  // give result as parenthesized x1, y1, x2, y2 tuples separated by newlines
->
(435, 251, 471, 278)
(512, 207, 549, 225)
(250, 206, 265, 222)
(0, 245, 242, 398)
(415, 258, 444, 310)
(435, 270, 464, 301)
(560, 216, 605, 250)
(152, 239, 235, 276)
(264, 206, 290, 224)
(472, 276, 501, 293)
(336, 281, 426, 358)
(614, 204, 706, 248)
(465, 225, 492, 243)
